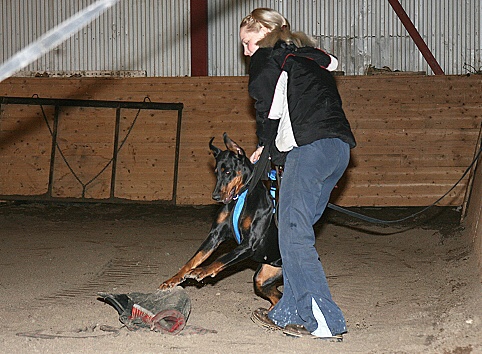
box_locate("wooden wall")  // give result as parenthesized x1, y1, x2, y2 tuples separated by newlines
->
(0, 75, 481, 206)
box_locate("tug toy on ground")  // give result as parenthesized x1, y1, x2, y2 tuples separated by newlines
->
(98, 286, 191, 335)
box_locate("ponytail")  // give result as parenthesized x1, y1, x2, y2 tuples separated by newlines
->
(240, 8, 317, 48)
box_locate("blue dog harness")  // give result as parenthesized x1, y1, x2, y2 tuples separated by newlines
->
(232, 189, 248, 244)
(231, 169, 277, 244)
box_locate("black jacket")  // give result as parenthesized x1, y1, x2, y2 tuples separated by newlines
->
(248, 41, 356, 158)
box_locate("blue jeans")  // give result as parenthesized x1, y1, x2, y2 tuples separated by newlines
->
(268, 138, 349, 336)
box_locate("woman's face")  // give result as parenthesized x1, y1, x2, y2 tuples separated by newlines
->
(239, 26, 269, 56)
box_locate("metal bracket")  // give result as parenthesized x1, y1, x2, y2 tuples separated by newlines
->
(0, 96, 183, 204)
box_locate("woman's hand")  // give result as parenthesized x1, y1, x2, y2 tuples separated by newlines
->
(250, 145, 264, 163)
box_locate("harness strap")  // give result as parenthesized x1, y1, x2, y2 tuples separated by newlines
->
(232, 189, 248, 244)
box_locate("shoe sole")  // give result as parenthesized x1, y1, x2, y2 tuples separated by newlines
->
(282, 329, 343, 341)
(250, 309, 282, 331)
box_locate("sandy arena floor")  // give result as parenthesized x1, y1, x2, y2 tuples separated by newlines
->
(0, 201, 480, 354)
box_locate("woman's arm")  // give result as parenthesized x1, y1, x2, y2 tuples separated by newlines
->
(248, 48, 283, 147)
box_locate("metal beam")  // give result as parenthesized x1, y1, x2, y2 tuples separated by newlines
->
(0, 96, 183, 111)
(0, 0, 120, 83)
(190, 0, 208, 76)
(388, 0, 445, 75)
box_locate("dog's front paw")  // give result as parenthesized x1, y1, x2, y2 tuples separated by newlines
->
(159, 274, 184, 290)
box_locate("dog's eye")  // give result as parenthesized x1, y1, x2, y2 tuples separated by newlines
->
(220, 167, 231, 175)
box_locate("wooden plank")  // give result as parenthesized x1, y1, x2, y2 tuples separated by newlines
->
(353, 129, 479, 144)
(350, 117, 481, 130)
(342, 169, 468, 182)
(334, 195, 464, 207)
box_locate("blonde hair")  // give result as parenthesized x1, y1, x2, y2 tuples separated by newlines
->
(240, 8, 317, 48)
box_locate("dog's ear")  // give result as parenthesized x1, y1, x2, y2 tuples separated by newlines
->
(209, 137, 222, 158)
(223, 132, 245, 157)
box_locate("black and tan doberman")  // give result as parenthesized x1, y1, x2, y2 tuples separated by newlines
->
(160, 133, 283, 308)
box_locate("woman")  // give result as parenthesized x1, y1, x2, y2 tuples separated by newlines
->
(239, 8, 356, 340)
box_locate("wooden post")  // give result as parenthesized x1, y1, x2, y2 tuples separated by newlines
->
(461, 123, 482, 221)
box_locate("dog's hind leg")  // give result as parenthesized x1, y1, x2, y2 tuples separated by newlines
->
(253, 264, 283, 309)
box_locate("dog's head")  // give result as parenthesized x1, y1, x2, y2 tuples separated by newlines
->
(209, 133, 253, 204)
